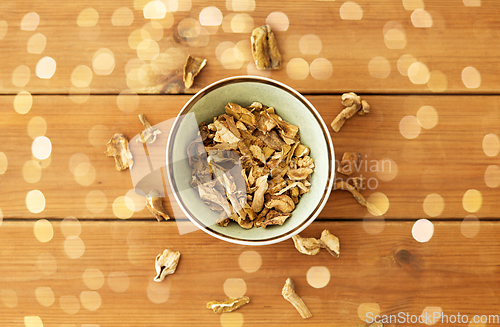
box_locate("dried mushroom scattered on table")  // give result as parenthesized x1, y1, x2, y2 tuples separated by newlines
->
(183, 55, 207, 89)
(187, 102, 314, 229)
(154, 249, 181, 282)
(292, 229, 340, 257)
(251, 25, 282, 70)
(331, 92, 371, 132)
(206, 296, 250, 313)
(137, 114, 161, 144)
(105, 133, 134, 171)
(146, 190, 170, 221)
(282, 278, 312, 319)
(337, 152, 361, 176)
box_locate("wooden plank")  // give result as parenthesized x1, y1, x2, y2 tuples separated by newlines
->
(0, 220, 498, 326)
(1, 0, 500, 94)
(1, 94, 499, 220)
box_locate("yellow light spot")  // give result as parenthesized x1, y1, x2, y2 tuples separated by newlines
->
(60, 217, 81, 237)
(238, 250, 262, 273)
(128, 29, 151, 50)
(22, 160, 42, 183)
(235, 40, 252, 62)
(417, 105, 438, 129)
(463, 0, 481, 6)
(461, 215, 480, 238)
(113, 196, 134, 219)
(403, 0, 425, 10)
(412, 219, 434, 242)
(227, 0, 255, 11)
(147, 279, 171, 304)
(71, 65, 93, 88)
(36, 57, 57, 79)
(37, 252, 57, 275)
(112, 7, 134, 26)
(422, 307, 442, 325)
(24, 316, 43, 327)
(411, 9, 433, 28)
(266, 11, 289, 31)
(117, 90, 139, 113)
(143, 1, 167, 19)
(220, 313, 244, 327)
(80, 291, 101, 311)
(199, 6, 223, 26)
(222, 13, 237, 33)
(485, 165, 500, 188)
(59, 295, 80, 315)
(0, 289, 18, 308)
(220, 48, 244, 70)
(137, 39, 160, 61)
(397, 54, 417, 76)
(79, 24, 100, 41)
(69, 87, 90, 104)
(142, 21, 164, 41)
(92, 48, 115, 76)
(177, 0, 192, 11)
(423, 193, 445, 217)
(34, 219, 53, 242)
(77, 8, 99, 27)
(64, 236, 85, 259)
(124, 189, 146, 212)
(462, 66, 481, 89)
(74, 163, 96, 186)
(368, 56, 391, 79)
(85, 190, 107, 214)
(299, 34, 322, 55)
(367, 192, 390, 216)
(362, 216, 385, 235)
(375, 158, 398, 182)
(27, 116, 47, 139)
(230, 13, 254, 33)
(21, 12, 40, 31)
(35, 287, 55, 307)
(223, 278, 246, 298)
(286, 58, 309, 80)
(427, 70, 448, 92)
(399, 115, 421, 139)
(32, 136, 52, 160)
(14, 90, 33, 114)
(0, 152, 7, 175)
(310, 58, 333, 80)
(27, 33, 46, 54)
(107, 272, 130, 293)
(408, 62, 430, 84)
(358, 303, 381, 322)
(216, 41, 236, 62)
(0, 21, 7, 39)
(12, 65, 30, 87)
(483, 133, 500, 157)
(306, 266, 331, 288)
(26, 190, 45, 213)
(462, 189, 482, 213)
(384, 28, 407, 49)
(340, 1, 363, 20)
(88, 125, 110, 148)
(69, 153, 89, 174)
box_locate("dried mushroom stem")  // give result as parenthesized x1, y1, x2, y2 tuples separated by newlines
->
(251, 25, 282, 70)
(331, 92, 370, 132)
(333, 181, 382, 216)
(137, 114, 161, 144)
(206, 296, 250, 313)
(183, 55, 207, 89)
(282, 278, 312, 319)
(146, 190, 171, 221)
(154, 249, 181, 282)
(105, 133, 134, 171)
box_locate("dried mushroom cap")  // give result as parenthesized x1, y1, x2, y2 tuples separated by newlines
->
(265, 194, 295, 213)
(183, 55, 207, 89)
(137, 114, 161, 144)
(206, 296, 250, 313)
(251, 25, 282, 70)
(319, 229, 340, 257)
(341, 92, 361, 108)
(292, 235, 321, 255)
(105, 133, 134, 171)
(146, 190, 170, 221)
(337, 152, 361, 176)
(331, 92, 370, 132)
(154, 249, 181, 282)
(282, 278, 312, 319)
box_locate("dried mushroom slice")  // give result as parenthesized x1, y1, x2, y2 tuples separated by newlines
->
(137, 114, 161, 144)
(251, 25, 282, 70)
(183, 55, 207, 89)
(292, 234, 321, 255)
(254, 210, 290, 228)
(154, 249, 181, 282)
(319, 229, 340, 257)
(282, 278, 312, 319)
(331, 92, 370, 132)
(337, 152, 361, 176)
(105, 133, 134, 171)
(146, 190, 170, 221)
(265, 194, 295, 213)
(206, 296, 250, 313)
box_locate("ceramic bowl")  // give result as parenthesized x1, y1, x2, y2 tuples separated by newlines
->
(166, 76, 334, 245)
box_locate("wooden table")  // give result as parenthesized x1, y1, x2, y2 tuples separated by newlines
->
(1, 1, 499, 326)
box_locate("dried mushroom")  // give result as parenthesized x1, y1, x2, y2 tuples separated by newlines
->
(146, 190, 170, 221)
(187, 102, 314, 229)
(331, 92, 371, 132)
(105, 133, 134, 171)
(206, 296, 250, 313)
(337, 152, 361, 176)
(292, 234, 321, 255)
(282, 278, 312, 319)
(333, 181, 382, 216)
(251, 25, 282, 70)
(137, 114, 161, 144)
(319, 229, 340, 257)
(154, 249, 181, 282)
(183, 55, 207, 89)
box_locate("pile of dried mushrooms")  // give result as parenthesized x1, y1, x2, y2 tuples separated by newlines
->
(187, 102, 314, 229)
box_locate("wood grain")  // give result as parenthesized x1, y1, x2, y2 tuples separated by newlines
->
(1, 95, 499, 220)
(0, 220, 498, 326)
(1, 0, 500, 94)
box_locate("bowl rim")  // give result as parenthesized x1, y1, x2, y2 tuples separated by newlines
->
(166, 75, 335, 246)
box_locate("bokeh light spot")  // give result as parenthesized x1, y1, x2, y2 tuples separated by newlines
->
(112, 7, 134, 26)
(368, 56, 391, 79)
(14, 91, 33, 114)
(34, 219, 53, 242)
(238, 250, 262, 273)
(417, 105, 439, 129)
(461, 215, 480, 238)
(462, 189, 482, 213)
(399, 115, 421, 139)
(21, 12, 40, 31)
(12, 65, 31, 87)
(412, 219, 434, 242)
(77, 8, 99, 27)
(483, 133, 500, 157)
(484, 165, 500, 188)
(462, 66, 481, 89)
(223, 278, 246, 298)
(36, 57, 57, 79)
(266, 11, 289, 31)
(27, 33, 46, 54)
(423, 193, 445, 217)
(306, 266, 331, 288)
(26, 190, 46, 213)
(340, 1, 363, 20)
